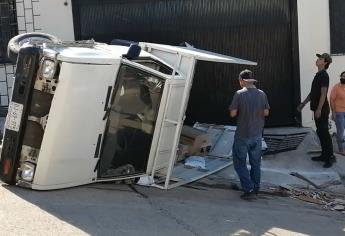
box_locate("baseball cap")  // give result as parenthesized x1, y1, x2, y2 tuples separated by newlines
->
(316, 53, 332, 64)
(238, 69, 257, 82)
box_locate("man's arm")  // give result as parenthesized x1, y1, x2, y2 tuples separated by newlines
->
(315, 87, 328, 118)
(262, 93, 270, 117)
(229, 92, 239, 118)
(330, 85, 337, 112)
(297, 93, 311, 112)
(330, 85, 337, 121)
(230, 109, 238, 117)
(257, 109, 269, 117)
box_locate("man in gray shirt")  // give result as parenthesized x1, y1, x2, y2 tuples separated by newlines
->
(229, 69, 270, 200)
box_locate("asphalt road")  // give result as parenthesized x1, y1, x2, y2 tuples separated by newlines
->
(0, 182, 344, 236)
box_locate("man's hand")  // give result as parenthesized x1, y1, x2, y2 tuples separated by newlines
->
(297, 103, 305, 112)
(314, 109, 322, 119)
(316, 87, 327, 119)
(298, 95, 310, 112)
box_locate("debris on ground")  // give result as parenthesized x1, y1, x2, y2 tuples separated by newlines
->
(290, 172, 320, 189)
(331, 205, 345, 211)
(184, 156, 207, 170)
(279, 186, 345, 211)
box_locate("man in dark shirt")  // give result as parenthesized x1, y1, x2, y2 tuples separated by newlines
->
(297, 53, 335, 168)
(229, 69, 270, 200)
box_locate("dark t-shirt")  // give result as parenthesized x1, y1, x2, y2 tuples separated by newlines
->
(229, 87, 270, 139)
(310, 70, 330, 116)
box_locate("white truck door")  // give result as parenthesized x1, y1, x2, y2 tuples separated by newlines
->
(32, 62, 119, 190)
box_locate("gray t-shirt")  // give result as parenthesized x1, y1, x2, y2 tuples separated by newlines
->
(229, 87, 270, 139)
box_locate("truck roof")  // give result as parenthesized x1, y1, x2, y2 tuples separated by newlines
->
(56, 44, 153, 64)
(51, 41, 257, 67)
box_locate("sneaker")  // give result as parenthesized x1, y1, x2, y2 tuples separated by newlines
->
(311, 155, 325, 162)
(240, 191, 257, 200)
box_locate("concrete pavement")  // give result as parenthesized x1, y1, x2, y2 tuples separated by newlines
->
(0, 182, 344, 236)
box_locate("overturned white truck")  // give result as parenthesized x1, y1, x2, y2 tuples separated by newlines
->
(0, 33, 256, 190)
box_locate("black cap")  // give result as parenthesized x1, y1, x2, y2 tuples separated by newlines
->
(316, 53, 332, 64)
(238, 69, 257, 82)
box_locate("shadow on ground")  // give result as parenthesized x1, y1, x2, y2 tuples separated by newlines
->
(1, 181, 344, 236)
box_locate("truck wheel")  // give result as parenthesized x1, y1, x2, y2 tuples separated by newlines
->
(7, 33, 60, 63)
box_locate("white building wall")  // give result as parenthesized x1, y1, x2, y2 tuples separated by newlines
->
(16, 0, 74, 40)
(297, 0, 345, 130)
(0, 0, 74, 107)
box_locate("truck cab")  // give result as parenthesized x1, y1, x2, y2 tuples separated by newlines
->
(0, 33, 256, 190)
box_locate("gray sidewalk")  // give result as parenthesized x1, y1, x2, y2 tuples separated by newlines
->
(203, 127, 345, 193)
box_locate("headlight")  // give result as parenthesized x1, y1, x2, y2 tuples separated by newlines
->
(41, 59, 56, 79)
(21, 162, 35, 182)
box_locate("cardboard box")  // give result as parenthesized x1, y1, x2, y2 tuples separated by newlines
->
(180, 125, 210, 155)
(176, 143, 190, 161)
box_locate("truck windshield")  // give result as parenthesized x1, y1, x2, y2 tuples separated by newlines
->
(133, 58, 175, 75)
(98, 65, 165, 178)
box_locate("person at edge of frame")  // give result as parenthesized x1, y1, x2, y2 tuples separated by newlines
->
(330, 71, 345, 156)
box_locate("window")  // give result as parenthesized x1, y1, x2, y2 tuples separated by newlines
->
(99, 65, 165, 177)
(0, 0, 18, 63)
(133, 57, 174, 75)
(329, 0, 345, 54)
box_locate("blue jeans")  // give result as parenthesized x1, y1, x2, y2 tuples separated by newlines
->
(232, 137, 262, 193)
(335, 112, 345, 152)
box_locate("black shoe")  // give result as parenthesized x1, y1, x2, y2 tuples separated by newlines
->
(323, 161, 333, 168)
(324, 155, 337, 165)
(311, 155, 325, 162)
(240, 191, 257, 200)
(330, 155, 337, 163)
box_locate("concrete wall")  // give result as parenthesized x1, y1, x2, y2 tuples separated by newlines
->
(297, 0, 345, 130)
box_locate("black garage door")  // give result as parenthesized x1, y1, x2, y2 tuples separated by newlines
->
(71, 0, 300, 127)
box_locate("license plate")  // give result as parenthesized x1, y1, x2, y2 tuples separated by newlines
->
(5, 102, 23, 132)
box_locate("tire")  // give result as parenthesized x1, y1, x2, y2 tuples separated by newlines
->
(7, 33, 60, 63)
